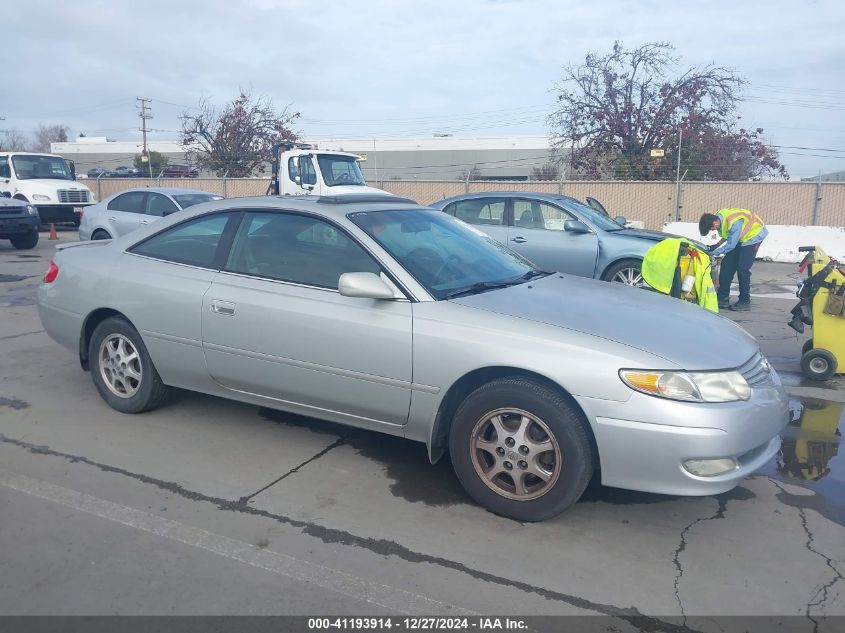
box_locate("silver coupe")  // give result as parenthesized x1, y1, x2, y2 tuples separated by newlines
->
(38, 194, 788, 521)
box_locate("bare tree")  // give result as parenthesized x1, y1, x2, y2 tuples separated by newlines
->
(32, 124, 70, 152)
(549, 41, 786, 180)
(459, 166, 482, 181)
(181, 90, 300, 177)
(530, 163, 561, 180)
(0, 129, 31, 151)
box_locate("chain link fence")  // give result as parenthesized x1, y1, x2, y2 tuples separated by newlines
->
(85, 178, 845, 231)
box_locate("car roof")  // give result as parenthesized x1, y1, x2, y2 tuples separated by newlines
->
(111, 187, 220, 196)
(179, 194, 426, 220)
(432, 191, 585, 207)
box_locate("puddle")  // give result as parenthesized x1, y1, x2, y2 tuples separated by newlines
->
(759, 397, 844, 526)
(0, 283, 39, 306)
(0, 274, 30, 282)
(259, 407, 467, 507)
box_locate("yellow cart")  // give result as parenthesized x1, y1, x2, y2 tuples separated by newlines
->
(796, 246, 845, 381)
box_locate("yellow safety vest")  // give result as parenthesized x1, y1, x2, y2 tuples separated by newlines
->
(641, 238, 719, 313)
(716, 208, 765, 244)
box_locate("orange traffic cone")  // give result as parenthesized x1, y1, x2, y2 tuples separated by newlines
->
(48, 224, 58, 240)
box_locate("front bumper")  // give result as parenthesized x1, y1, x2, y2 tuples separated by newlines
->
(0, 215, 39, 236)
(576, 374, 789, 496)
(35, 204, 91, 224)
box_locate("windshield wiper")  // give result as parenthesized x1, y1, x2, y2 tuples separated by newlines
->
(442, 270, 550, 299)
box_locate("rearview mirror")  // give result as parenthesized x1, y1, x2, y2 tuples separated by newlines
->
(564, 220, 591, 234)
(614, 215, 627, 226)
(338, 272, 396, 299)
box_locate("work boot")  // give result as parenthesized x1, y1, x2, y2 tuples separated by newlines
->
(731, 301, 751, 312)
(718, 299, 731, 310)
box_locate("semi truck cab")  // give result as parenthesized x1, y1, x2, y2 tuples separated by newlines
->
(0, 152, 95, 226)
(269, 143, 393, 197)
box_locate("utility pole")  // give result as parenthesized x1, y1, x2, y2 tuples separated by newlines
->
(674, 127, 683, 221)
(136, 97, 153, 178)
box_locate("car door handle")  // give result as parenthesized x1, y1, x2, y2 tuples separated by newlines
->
(511, 236, 527, 243)
(109, 216, 117, 221)
(140, 219, 150, 225)
(210, 300, 235, 316)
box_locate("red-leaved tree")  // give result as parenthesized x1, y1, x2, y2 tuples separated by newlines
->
(549, 42, 787, 181)
(181, 90, 299, 177)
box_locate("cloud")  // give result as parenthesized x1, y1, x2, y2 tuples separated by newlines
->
(4, 0, 844, 176)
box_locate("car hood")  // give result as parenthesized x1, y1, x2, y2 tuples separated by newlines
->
(448, 274, 758, 370)
(13, 179, 93, 194)
(325, 185, 395, 196)
(614, 227, 707, 250)
(0, 197, 28, 209)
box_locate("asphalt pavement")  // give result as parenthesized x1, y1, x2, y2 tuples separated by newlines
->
(1, 231, 843, 631)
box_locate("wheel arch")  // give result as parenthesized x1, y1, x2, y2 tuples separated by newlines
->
(428, 366, 599, 466)
(600, 256, 644, 281)
(12, 194, 28, 202)
(79, 308, 131, 370)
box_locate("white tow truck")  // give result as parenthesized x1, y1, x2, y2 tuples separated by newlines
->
(0, 152, 95, 226)
(268, 142, 394, 197)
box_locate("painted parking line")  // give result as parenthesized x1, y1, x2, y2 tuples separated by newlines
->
(0, 468, 475, 617)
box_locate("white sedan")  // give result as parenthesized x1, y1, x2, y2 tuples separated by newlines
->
(79, 187, 223, 240)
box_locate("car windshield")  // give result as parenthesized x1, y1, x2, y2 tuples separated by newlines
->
(11, 155, 74, 181)
(557, 197, 625, 231)
(317, 154, 366, 187)
(173, 193, 224, 208)
(349, 209, 544, 300)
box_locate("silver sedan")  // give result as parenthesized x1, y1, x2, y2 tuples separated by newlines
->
(78, 187, 223, 241)
(431, 192, 694, 286)
(38, 194, 788, 521)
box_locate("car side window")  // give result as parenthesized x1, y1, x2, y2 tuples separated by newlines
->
(0, 157, 10, 179)
(108, 191, 146, 214)
(146, 193, 179, 217)
(300, 157, 317, 186)
(129, 213, 234, 268)
(225, 212, 381, 289)
(513, 200, 572, 231)
(448, 199, 505, 226)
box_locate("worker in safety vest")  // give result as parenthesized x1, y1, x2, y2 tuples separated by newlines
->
(698, 209, 768, 312)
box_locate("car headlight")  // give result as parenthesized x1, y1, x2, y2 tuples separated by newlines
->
(26, 205, 38, 216)
(32, 194, 51, 201)
(619, 369, 751, 403)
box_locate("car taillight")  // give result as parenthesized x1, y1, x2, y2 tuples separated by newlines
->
(43, 261, 59, 284)
(79, 210, 84, 219)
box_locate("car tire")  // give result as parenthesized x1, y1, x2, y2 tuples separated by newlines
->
(602, 258, 645, 287)
(91, 229, 112, 240)
(802, 339, 813, 356)
(10, 230, 39, 250)
(801, 349, 837, 381)
(449, 377, 594, 521)
(89, 317, 168, 413)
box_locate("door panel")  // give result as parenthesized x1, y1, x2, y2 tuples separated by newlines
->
(107, 191, 147, 236)
(202, 275, 413, 425)
(507, 199, 599, 277)
(201, 211, 412, 426)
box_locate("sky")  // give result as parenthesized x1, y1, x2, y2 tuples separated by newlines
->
(3, 0, 845, 179)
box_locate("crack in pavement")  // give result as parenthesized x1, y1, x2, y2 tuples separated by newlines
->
(0, 432, 700, 633)
(0, 329, 44, 341)
(772, 481, 844, 632)
(237, 436, 348, 505)
(671, 496, 731, 625)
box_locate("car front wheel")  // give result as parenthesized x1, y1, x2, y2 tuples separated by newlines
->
(449, 377, 594, 521)
(10, 230, 39, 250)
(89, 317, 168, 413)
(602, 259, 645, 287)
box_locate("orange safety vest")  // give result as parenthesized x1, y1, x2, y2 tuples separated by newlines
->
(716, 208, 765, 243)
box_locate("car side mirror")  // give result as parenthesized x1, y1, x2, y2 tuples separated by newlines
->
(614, 215, 627, 226)
(564, 219, 591, 234)
(338, 272, 396, 299)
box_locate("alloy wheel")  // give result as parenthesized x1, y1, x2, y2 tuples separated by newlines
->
(469, 408, 561, 501)
(98, 334, 142, 398)
(612, 267, 644, 287)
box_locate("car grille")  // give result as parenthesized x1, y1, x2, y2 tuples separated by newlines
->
(57, 189, 90, 204)
(738, 352, 774, 387)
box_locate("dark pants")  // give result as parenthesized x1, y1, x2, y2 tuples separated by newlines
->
(718, 243, 759, 304)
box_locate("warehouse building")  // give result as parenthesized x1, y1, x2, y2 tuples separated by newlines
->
(52, 135, 562, 181)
